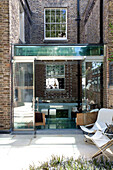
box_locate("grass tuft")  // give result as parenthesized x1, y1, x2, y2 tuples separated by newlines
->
(29, 155, 113, 170)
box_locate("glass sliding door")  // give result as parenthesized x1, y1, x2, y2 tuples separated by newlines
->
(13, 62, 34, 130)
(82, 60, 103, 112)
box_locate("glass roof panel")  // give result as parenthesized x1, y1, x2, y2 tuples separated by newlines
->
(14, 45, 104, 56)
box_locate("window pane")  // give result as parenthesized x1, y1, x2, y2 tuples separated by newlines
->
(51, 15, 55, 22)
(47, 71, 50, 76)
(56, 9, 60, 15)
(51, 9, 55, 16)
(46, 15, 50, 23)
(56, 31, 61, 37)
(45, 9, 50, 15)
(51, 24, 55, 31)
(51, 31, 55, 37)
(15, 63, 33, 86)
(56, 15, 60, 22)
(61, 24, 66, 31)
(57, 31, 63, 37)
(14, 63, 33, 129)
(46, 78, 64, 89)
(46, 65, 64, 77)
(61, 9, 66, 16)
(56, 24, 60, 30)
(60, 31, 66, 37)
(60, 65, 64, 74)
(46, 24, 50, 30)
(46, 31, 50, 37)
(61, 15, 66, 23)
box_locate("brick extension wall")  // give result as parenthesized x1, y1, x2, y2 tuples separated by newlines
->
(81, 0, 100, 44)
(9, 0, 32, 44)
(0, 0, 31, 130)
(80, 0, 113, 108)
(0, 0, 10, 130)
(107, 1, 113, 108)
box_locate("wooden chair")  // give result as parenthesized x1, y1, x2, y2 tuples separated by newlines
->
(84, 130, 113, 159)
(35, 112, 45, 128)
(80, 109, 113, 134)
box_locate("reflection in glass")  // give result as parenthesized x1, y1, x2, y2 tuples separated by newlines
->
(46, 64, 65, 90)
(46, 78, 64, 89)
(14, 45, 104, 56)
(45, 8, 66, 38)
(82, 62, 103, 112)
(14, 63, 34, 129)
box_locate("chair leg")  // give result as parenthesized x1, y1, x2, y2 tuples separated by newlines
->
(92, 150, 102, 159)
(92, 147, 110, 160)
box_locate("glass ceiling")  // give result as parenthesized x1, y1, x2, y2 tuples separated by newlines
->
(14, 45, 104, 56)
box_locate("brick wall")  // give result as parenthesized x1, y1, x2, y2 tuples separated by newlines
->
(1, 0, 113, 130)
(80, 0, 113, 108)
(28, 0, 78, 44)
(0, 0, 31, 130)
(0, 0, 10, 130)
(9, 0, 32, 44)
(25, 14, 31, 44)
(80, 0, 89, 15)
(81, 0, 100, 44)
(81, 0, 109, 44)
(107, 1, 113, 108)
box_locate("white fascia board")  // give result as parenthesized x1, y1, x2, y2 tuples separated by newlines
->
(85, 56, 104, 62)
(14, 56, 85, 61)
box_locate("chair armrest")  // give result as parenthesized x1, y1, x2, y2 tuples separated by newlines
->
(104, 133, 113, 136)
(103, 131, 113, 139)
(85, 123, 94, 127)
(42, 113, 45, 124)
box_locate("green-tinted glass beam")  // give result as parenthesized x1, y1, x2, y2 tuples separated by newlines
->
(14, 46, 104, 56)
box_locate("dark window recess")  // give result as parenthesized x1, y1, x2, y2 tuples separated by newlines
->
(58, 78, 64, 89)
(109, 62, 113, 85)
(15, 89, 18, 101)
(56, 110, 68, 118)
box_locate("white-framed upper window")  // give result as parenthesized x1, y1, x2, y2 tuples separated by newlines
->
(46, 64, 65, 90)
(44, 8, 67, 40)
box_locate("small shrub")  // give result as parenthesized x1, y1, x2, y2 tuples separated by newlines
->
(29, 155, 113, 170)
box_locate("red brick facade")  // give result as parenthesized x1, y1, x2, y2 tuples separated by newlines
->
(80, 0, 113, 108)
(0, 0, 113, 130)
(0, 0, 31, 130)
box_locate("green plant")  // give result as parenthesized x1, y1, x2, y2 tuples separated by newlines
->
(109, 23, 113, 33)
(29, 155, 113, 170)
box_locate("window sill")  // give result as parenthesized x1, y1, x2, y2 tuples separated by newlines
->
(43, 39, 68, 43)
(46, 89, 65, 92)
